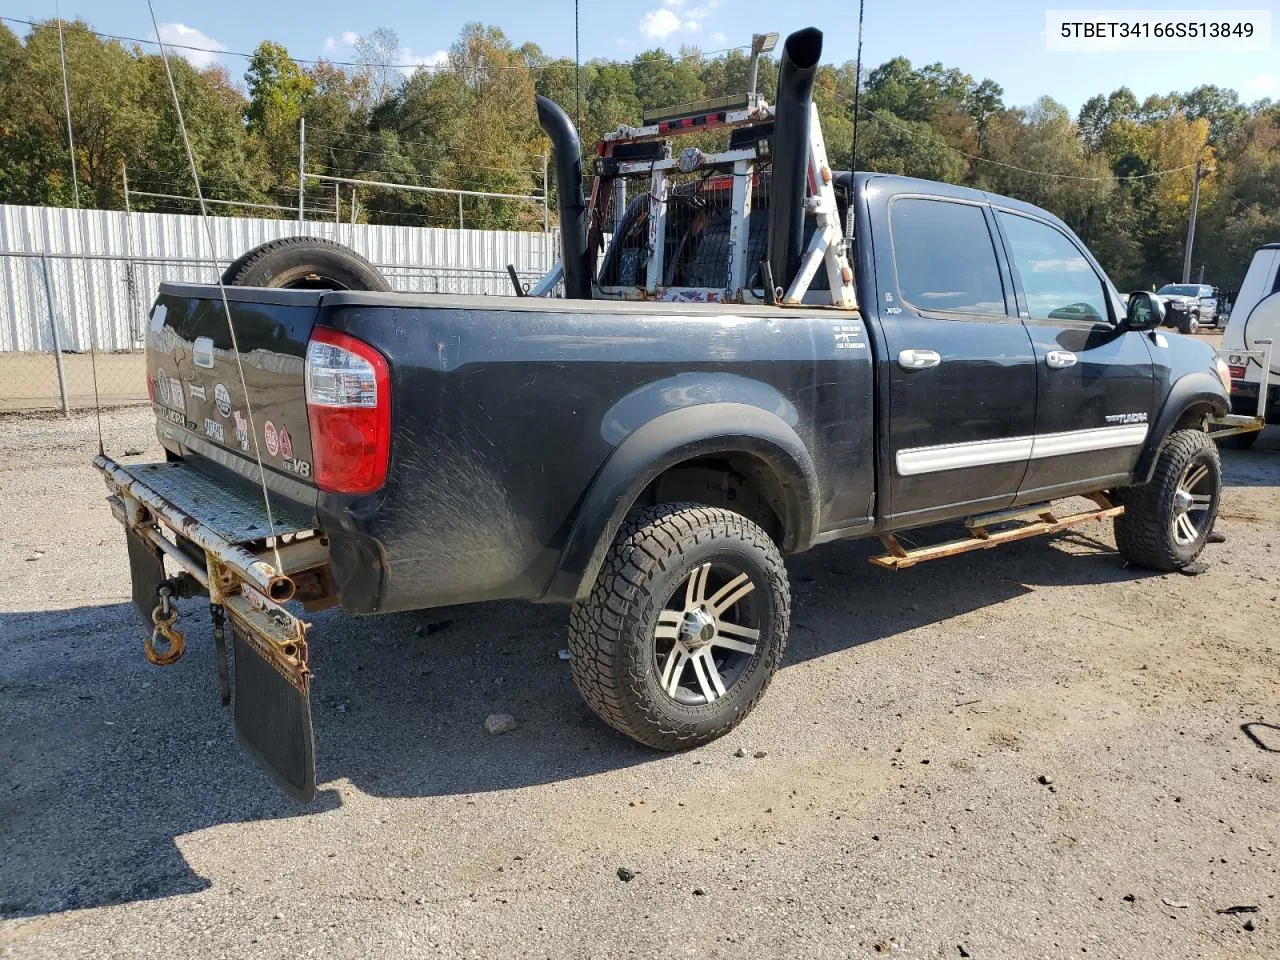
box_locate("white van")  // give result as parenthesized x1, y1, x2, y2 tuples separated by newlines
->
(1220, 243, 1279, 448)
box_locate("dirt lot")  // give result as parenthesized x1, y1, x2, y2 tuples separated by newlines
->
(2, 406, 1278, 960)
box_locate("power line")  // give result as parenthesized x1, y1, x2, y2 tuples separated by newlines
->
(832, 91, 1201, 183)
(304, 139, 542, 176)
(1, 15, 749, 72)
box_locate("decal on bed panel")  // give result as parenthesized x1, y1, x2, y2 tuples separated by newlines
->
(1104, 412, 1148, 425)
(215, 383, 232, 417)
(155, 369, 184, 412)
(282, 457, 312, 479)
(188, 383, 206, 402)
(233, 411, 249, 451)
(833, 324, 866, 350)
(204, 418, 225, 443)
(279, 427, 293, 460)
(264, 421, 279, 457)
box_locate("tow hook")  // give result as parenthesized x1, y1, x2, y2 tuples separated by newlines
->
(146, 582, 186, 666)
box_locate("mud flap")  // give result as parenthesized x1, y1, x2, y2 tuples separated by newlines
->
(231, 618, 316, 802)
(125, 524, 166, 621)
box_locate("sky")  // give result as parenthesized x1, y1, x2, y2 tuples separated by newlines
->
(7, 0, 1279, 114)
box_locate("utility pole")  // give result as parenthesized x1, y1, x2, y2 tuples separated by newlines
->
(1181, 159, 1204, 284)
(298, 117, 306, 222)
(122, 164, 131, 213)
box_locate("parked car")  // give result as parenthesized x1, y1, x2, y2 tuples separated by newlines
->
(93, 27, 1234, 801)
(1155, 283, 1218, 333)
(1219, 243, 1280, 449)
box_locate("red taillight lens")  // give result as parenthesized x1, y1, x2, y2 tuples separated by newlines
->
(305, 327, 391, 494)
(1228, 364, 1246, 381)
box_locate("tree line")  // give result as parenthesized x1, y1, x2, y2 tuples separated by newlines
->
(2, 18, 1278, 289)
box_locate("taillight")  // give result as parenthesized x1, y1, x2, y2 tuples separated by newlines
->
(305, 328, 390, 494)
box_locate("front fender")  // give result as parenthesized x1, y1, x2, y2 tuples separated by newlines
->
(543, 402, 820, 603)
(1132, 371, 1228, 485)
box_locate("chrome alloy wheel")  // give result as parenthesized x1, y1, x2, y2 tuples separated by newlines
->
(1171, 461, 1215, 546)
(653, 562, 760, 706)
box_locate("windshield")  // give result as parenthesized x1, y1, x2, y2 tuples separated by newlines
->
(1158, 284, 1202, 296)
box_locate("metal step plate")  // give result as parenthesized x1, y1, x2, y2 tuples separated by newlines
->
(125, 461, 313, 545)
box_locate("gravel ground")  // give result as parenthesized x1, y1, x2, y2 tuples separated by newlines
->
(2, 407, 1278, 959)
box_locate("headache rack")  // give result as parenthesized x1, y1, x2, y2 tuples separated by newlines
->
(585, 93, 856, 309)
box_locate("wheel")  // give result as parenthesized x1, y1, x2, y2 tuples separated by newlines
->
(1218, 431, 1259, 451)
(567, 503, 790, 750)
(1112, 429, 1222, 571)
(221, 236, 391, 291)
(1188, 315, 1200, 334)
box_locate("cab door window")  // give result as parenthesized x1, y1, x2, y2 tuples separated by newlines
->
(889, 198, 1007, 317)
(997, 212, 1110, 324)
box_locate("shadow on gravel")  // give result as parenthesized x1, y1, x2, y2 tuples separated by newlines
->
(1219, 425, 1280, 489)
(780, 524, 1151, 666)
(0, 604, 342, 918)
(0, 520, 1203, 918)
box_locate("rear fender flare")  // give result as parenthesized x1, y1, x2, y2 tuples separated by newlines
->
(546, 403, 820, 602)
(1133, 371, 1228, 485)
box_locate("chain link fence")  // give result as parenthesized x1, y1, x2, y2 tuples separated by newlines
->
(0, 251, 550, 415)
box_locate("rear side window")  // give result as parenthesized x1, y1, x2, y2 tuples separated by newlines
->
(997, 212, 1109, 323)
(889, 198, 1006, 316)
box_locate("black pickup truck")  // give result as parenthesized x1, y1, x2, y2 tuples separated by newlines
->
(98, 28, 1234, 800)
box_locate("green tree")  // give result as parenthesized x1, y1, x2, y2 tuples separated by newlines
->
(631, 49, 704, 110)
(245, 40, 314, 136)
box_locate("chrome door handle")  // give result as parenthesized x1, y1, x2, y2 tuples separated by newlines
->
(897, 348, 941, 370)
(1046, 350, 1077, 369)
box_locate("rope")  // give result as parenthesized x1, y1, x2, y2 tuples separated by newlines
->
(847, 0, 865, 240)
(145, 0, 284, 575)
(55, 1, 103, 452)
(574, 0, 582, 133)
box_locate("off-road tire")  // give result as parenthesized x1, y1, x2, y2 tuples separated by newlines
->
(221, 236, 391, 291)
(567, 503, 790, 750)
(1113, 429, 1221, 571)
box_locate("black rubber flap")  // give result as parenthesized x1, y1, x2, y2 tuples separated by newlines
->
(125, 525, 166, 621)
(232, 626, 316, 802)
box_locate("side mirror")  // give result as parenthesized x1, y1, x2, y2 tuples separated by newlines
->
(1123, 290, 1164, 331)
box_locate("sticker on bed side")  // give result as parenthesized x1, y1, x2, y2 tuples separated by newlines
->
(264, 421, 279, 457)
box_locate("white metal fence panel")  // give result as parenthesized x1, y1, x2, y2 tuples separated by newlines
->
(0, 204, 558, 353)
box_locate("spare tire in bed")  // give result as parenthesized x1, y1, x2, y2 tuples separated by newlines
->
(221, 236, 391, 291)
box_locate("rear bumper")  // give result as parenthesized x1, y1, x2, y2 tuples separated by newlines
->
(94, 454, 328, 800)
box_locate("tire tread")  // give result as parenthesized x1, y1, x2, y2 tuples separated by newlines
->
(568, 503, 789, 751)
(1113, 429, 1219, 571)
